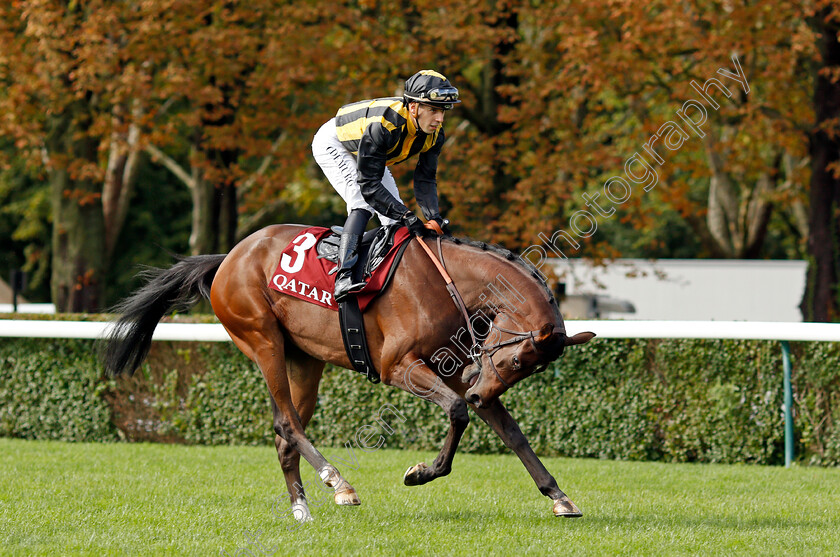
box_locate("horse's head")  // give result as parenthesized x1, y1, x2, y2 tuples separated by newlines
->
(462, 313, 594, 408)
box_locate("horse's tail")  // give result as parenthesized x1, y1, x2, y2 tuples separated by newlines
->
(101, 254, 226, 377)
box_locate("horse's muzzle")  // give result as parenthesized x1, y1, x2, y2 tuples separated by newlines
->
(465, 387, 483, 408)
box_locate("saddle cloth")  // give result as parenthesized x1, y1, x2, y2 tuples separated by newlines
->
(269, 225, 411, 311)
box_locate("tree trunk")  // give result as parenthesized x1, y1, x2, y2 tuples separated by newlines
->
(453, 2, 519, 238)
(187, 149, 238, 255)
(704, 130, 775, 259)
(802, 9, 840, 322)
(189, 152, 215, 255)
(217, 183, 237, 253)
(47, 109, 106, 313)
(103, 103, 143, 259)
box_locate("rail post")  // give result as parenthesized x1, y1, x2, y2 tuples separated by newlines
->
(781, 340, 794, 467)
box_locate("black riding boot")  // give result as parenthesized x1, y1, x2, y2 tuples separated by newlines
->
(334, 209, 372, 302)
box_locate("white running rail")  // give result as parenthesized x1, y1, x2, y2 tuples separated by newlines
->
(0, 320, 232, 341)
(1, 319, 840, 342)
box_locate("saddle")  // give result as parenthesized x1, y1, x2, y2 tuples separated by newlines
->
(316, 223, 403, 278)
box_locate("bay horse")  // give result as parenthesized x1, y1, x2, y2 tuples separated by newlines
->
(103, 223, 594, 522)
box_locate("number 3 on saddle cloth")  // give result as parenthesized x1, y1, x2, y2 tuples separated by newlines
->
(269, 224, 413, 383)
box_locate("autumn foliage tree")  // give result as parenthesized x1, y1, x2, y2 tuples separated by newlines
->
(0, 2, 147, 311)
(1, 0, 839, 320)
(0, 1, 346, 308)
(394, 0, 838, 319)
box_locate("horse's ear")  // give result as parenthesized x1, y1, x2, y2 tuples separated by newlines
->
(536, 323, 555, 344)
(565, 331, 596, 346)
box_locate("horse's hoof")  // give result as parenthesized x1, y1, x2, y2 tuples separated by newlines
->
(292, 503, 314, 523)
(403, 462, 429, 486)
(334, 487, 360, 506)
(553, 495, 583, 518)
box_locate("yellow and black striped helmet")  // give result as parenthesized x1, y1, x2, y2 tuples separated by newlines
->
(404, 70, 461, 110)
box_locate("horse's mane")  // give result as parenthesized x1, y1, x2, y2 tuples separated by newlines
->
(443, 235, 556, 305)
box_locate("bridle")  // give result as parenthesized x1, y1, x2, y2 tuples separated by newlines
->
(413, 228, 554, 389)
(472, 320, 551, 388)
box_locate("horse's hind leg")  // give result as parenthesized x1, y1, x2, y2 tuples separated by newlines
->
(271, 350, 321, 524)
(273, 349, 359, 523)
(224, 323, 358, 517)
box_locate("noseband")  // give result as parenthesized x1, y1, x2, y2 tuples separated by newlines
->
(413, 233, 552, 389)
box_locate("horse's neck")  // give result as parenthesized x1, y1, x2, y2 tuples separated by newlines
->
(444, 241, 551, 319)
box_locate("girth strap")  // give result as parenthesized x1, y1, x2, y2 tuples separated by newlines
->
(335, 228, 412, 384)
(338, 297, 380, 383)
(337, 235, 380, 383)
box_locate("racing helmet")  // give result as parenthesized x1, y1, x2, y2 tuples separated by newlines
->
(403, 70, 461, 110)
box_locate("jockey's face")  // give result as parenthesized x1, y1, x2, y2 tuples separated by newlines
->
(409, 102, 445, 134)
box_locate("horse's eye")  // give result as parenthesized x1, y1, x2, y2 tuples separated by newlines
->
(512, 355, 520, 369)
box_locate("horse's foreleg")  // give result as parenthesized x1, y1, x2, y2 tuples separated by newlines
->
(383, 354, 470, 486)
(472, 399, 582, 518)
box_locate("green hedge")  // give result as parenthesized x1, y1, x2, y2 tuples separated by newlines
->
(1, 334, 839, 466)
(0, 338, 117, 442)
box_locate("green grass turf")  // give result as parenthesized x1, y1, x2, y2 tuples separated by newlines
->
(0, 438, 838, 556)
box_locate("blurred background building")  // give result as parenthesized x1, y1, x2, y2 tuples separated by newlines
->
(553, 259, 807, 321)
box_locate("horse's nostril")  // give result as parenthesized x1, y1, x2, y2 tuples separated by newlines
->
(466, 392, 480, 404)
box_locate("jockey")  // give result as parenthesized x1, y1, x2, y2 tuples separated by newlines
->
(312, 69, 460, 302)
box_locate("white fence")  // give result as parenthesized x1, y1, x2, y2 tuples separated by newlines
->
(0, 303, 56, 314)
(2, 319, 840, 342)
(0, 320, 232, 341)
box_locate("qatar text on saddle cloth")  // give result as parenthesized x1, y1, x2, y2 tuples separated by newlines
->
(269, 226, 411, 311)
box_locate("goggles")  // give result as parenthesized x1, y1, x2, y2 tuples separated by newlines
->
(426, 87, 459, 102)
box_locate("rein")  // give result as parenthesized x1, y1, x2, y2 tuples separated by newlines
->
(413, 229, 547, 389)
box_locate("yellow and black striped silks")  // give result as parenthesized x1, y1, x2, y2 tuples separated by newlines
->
(335, 97, 442, 164)
(334, 97, 445, 222)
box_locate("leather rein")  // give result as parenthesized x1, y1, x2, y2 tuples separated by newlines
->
(413, 225, 547, 389)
